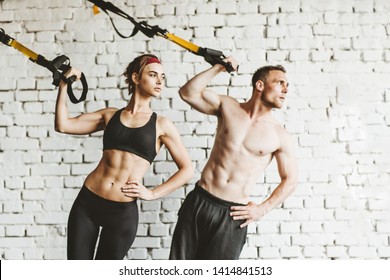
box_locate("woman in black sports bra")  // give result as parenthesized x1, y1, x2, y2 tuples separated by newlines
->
(55, 54, 194, 260)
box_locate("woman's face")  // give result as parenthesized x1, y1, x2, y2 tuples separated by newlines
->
(134, 62, 165, 98)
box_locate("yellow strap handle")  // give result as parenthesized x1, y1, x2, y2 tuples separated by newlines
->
(9, 39, 39, 61)
(163, 33, 200, 54)
(93, 5, 100, 15)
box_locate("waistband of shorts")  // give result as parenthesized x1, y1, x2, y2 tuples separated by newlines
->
(80, 185, 137, 208)
(194, 182, 246, 209)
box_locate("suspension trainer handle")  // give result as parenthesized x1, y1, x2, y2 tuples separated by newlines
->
(88, 0, 238, 73)
(197, 48, 236, 73)
(0, 28, 88, 104)
(49, 55, 88, 104)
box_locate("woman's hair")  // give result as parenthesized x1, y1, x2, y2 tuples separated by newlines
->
(123, 54, 161, 94)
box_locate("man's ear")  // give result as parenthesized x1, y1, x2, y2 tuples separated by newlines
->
(255, 80, 264, 92)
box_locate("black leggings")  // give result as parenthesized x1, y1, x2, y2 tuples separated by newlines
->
(169, 183, 248, 260)
(67, 186, 138, 260)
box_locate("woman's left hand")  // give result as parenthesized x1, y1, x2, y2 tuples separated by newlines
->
(121, 181, 155, 200)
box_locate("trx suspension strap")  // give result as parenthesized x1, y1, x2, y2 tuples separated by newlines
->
(0, 28, 88, 104)
(88, 0, 236, 72)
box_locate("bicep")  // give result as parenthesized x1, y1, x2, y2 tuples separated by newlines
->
(274, 135, 298, 182)
(160, 121, 192, 168)
(63, 110, 106, 135)
(182, 88, 222, 116)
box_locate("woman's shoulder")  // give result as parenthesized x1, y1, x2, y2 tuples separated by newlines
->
(156, 114, 178, 134)
(94, 107, 121, 123)
(156, 114, 172, 126)
(99, 107, 120, 115)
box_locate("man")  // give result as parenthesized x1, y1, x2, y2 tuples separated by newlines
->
(169, 57, 298, 260)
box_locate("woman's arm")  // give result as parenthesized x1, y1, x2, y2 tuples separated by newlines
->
(150, 117, 194, 199)
(54, 68, 107, 135)
(122, 117, 194, 200)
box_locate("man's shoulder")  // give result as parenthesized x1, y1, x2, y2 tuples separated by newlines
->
(274, 124, 295, 150)
(219, 95, 241, 108)
(219, 94, 236, 101)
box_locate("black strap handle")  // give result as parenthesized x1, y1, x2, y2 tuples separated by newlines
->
(199, 48, 237, 73)
(2, 28, 88, 104)
(45, 55, 88, 104)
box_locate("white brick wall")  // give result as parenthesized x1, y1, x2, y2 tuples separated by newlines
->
(0, 0, 389, 260)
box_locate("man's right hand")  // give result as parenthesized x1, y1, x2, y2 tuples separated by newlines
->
(221, 56, 239, 72)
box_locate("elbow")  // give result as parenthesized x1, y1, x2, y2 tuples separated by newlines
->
(54, 122, 67, 134)
(287, 177, 298, 194)
(178, 87, 188, 101)
(281, 175, 298, 195)
(178, 87, 193, 103)
(183, 164, 195, 182)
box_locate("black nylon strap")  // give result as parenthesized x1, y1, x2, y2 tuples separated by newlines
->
(1, 29, 88, 104)
(88, 0, 237, 73)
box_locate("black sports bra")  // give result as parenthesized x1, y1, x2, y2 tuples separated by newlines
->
(103, 108, 158, 163)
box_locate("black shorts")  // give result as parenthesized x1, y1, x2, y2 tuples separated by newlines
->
(169, 183, 248, 260)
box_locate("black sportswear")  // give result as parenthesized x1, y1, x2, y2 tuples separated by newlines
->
(169, 183, 248, 260)
(67, 186, 138, 260)
(103, 108, 157, 163)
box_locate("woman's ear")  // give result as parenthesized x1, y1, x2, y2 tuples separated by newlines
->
(255, 80, 264, 92)
(132, 72, 139, 85)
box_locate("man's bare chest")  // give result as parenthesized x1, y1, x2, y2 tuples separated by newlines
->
(218, 118, 280, 157)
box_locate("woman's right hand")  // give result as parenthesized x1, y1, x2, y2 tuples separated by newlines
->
(60, 67, 82, 87)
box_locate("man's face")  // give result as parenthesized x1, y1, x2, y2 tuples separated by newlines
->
(260, 70, 289, 109)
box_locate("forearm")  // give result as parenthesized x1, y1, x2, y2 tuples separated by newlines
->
(259, 179, 297, 215)
(54, 83, 70, 133)
(151, 165, 194, 199)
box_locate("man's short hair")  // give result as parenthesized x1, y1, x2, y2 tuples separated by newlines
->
(251, 65, 286, 88)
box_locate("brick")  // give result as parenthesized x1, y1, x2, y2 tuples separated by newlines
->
(132, 237, 160, 248)
(127, 248, 148, 260)
(161, 199, 181, 211)
(378, 247, 390, 258)
(303, 246, 326, 258)
(151, 248, 170, 259)
(348, 247, 377, 258)
(161, 212, 178, 223)
(24, 248, 44, 260)
(31, 164, 70, 176)
(141, 201, 161, 211)
(280, 222, 301, 233)
(326, 246, 348, 258)
(3, 249, 24, 260)
(150, 224, 169, 236)
(240, 247, 258, 259)
(280, 247, 302, 258)
(227, 14, 267, 26)
(5, 226, 25, 237)
(139, 212, 159, 224)
(217, 1, 236, 14)
(0, 214, 34, 225)
(3, 201, 23, 213)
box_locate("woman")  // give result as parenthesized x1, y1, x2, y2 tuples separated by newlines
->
(55, 54, 194, 260)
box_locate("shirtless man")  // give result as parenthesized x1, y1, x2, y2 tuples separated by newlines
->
(169, 57, 298, 260)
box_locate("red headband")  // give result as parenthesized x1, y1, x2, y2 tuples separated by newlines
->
(145, 57, 161, 65)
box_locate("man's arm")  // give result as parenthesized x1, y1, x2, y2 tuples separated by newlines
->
(230, 131, 298, 228)
(179, 57, 238, 115)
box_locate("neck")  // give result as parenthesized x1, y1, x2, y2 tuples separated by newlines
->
(125, 92, 152, 114)
(243, 90, 273, 119)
